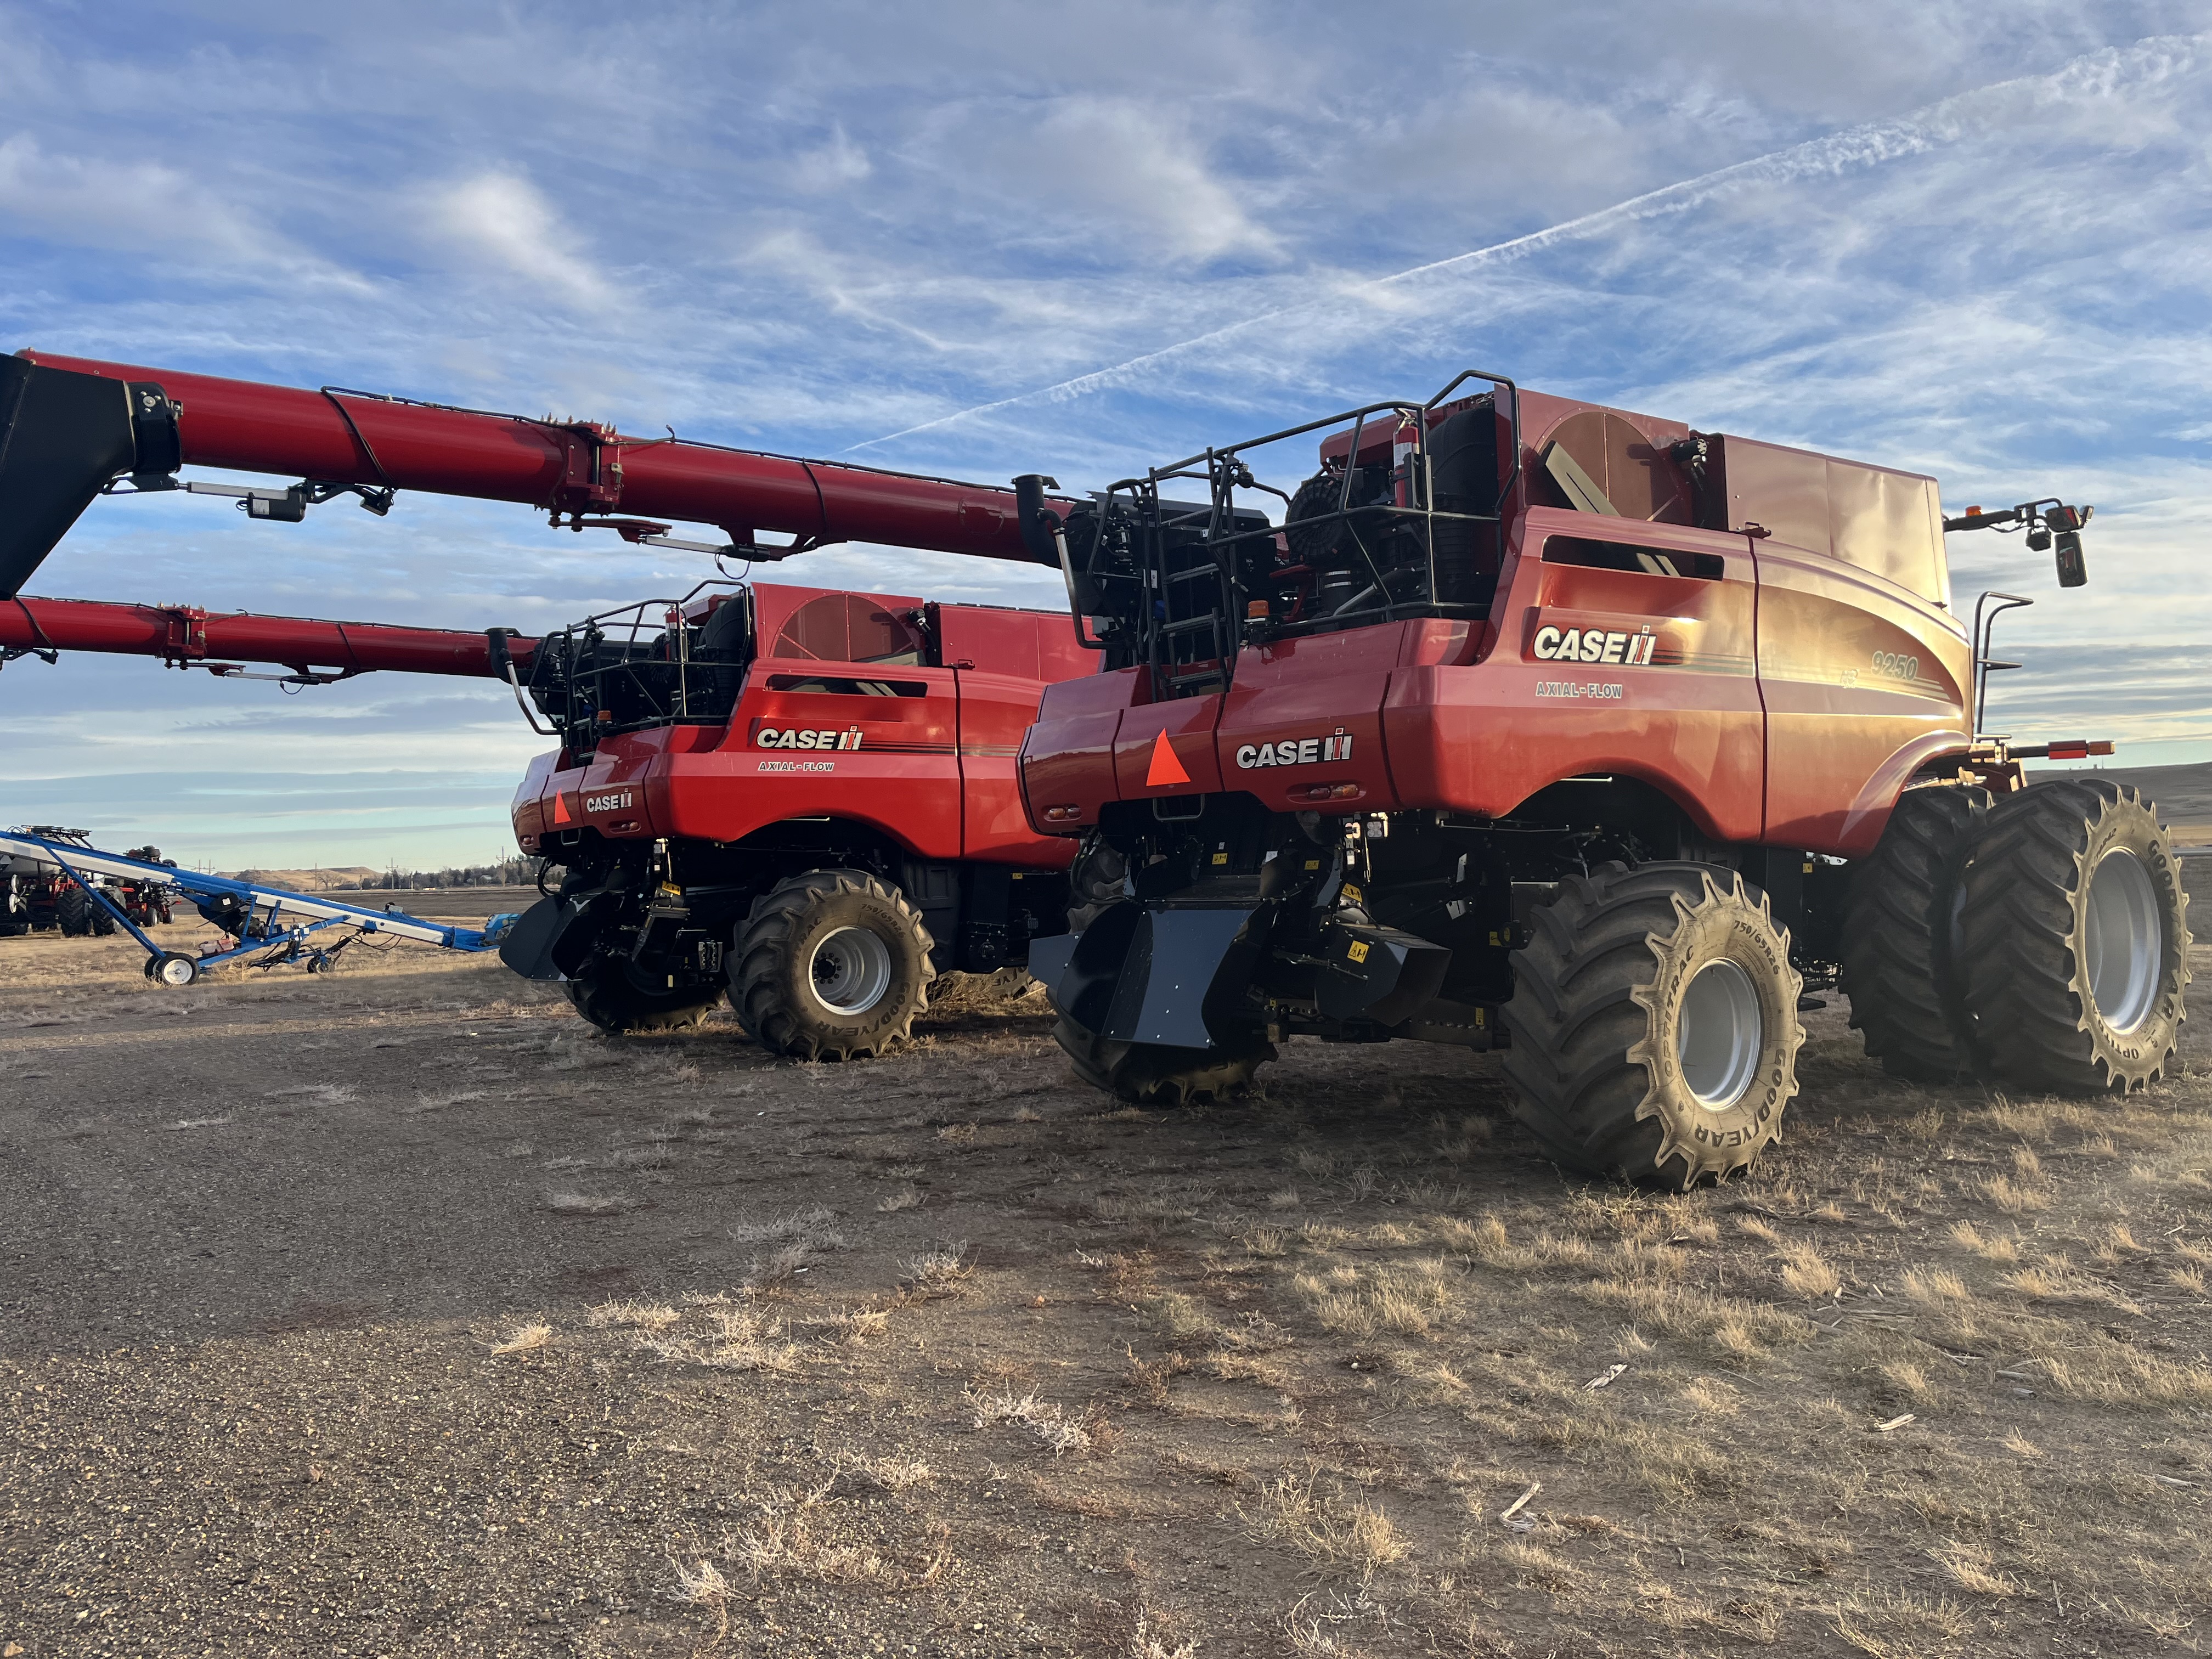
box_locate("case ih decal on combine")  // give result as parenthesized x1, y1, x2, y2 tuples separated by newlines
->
(0, 348, 2188, 1184)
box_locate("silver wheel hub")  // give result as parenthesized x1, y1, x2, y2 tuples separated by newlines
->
(1677, 958, 1763, 1110)
(2084, 848, 2161, 1034)
(809, 926, 894, 1017)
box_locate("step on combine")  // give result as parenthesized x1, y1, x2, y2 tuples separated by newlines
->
(1, 348, 2188, 1179)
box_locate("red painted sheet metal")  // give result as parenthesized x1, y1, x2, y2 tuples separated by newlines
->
(19, 351, 1047, 564)
(1, 594, 533, 676)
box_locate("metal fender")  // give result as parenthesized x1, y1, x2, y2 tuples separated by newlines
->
(497, 895, 589, 981)
(1034, 901, 1273, 1049)
(1313, 921, 1452, 1026)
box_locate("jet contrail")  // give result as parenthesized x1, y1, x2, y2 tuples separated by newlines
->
(844, 33, 2201, 455)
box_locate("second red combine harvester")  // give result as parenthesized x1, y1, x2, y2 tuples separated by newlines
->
(0, 348, 2190, 1183)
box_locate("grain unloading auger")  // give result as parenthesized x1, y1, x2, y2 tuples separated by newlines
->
(0, 349, 1061, 600)
(0, 828, 515, 984)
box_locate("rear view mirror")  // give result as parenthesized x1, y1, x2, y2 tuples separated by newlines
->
(2055, 529, 2087, 588)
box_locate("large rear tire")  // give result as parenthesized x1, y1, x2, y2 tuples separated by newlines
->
(55, 884, 89, 938)
(729, 870, 933, 1060)
(565, 960, 720, 1035)
(1502, 862, 1804, 1187)
(1958, 780, 2191, 1092)
(1839, 783, 1990, 1081)
(1052, 1012, 1272, 1107)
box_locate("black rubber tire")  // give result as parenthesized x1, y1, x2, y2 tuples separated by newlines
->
(565, 960, 719, 1035)
(1052, 1012, 1273, 1107)
(0, 918, 27, 938)
(90, 903, 117, 937)
(729, 870, 933, 1060)
(1501, 861, 1804, 1187)
(149, 952, 200, 988)
(1066, 840, 1128, 934)
(1958, 779, 2192, 1093)
(1839, 783, 1990, 1081)
(55, 884, 89, 938)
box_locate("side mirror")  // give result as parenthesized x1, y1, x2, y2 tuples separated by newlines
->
(2055, 529, 2087, 588)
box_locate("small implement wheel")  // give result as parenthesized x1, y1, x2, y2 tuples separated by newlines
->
(730, 870, 934, 1060)
(565, 959, 719, 1035)
(1958, 779, 2191, 1092)
(1503, 862, 1804, 1187)
(149, 952, 200, 988)
(1840, 782, 1990, 1080)
(1051, 1011, 1273, 1107)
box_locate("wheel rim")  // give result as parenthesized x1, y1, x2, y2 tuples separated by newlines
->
(158, 957, 194, 987)
(1677, 958, 1763, 1110)
(809, 926, 894, 1017)
(2084, 848, 2162, 1033)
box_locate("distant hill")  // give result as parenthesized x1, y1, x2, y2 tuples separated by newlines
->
(2028, 761, 2212, 832)
(222, 867, 383, 891)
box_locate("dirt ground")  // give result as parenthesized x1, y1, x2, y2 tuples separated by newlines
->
(3, 908, 2210, 1659)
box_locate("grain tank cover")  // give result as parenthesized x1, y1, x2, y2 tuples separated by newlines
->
(1712, 435, 1949, 607)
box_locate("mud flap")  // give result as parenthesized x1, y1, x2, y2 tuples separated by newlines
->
(1314, 921, 1452, 1026)
(1030, 902, 1270, 1050)
(497, 894, 601, 981)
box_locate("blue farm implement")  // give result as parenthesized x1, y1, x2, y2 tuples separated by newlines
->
(0, 830, 518, 986)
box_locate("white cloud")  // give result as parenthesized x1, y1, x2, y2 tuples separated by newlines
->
(943, 95, 1285, 267)
(420, 169, 610, 307)
(0, 132, 350, 283)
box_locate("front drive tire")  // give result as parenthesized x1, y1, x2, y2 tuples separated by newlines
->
(1839, 783, 1990, 1081)
(1959, 779, 2191, 1093)
(56, 884, 89, 938)
(729, 870, 933, 1060)
(565, 960, 720, 1035)
(1502, 862, 1804, 1187)
(1051, 1013, 1273, 1107)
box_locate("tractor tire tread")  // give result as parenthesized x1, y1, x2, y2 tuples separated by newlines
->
(1839, 783, 1989, 1081)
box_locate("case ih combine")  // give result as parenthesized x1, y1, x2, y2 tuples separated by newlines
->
(2, 584, 1092, 1052)
(0, 348, 2189, 1184)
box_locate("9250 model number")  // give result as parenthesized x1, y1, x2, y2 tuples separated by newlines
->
(1870, 651, 1920, 681)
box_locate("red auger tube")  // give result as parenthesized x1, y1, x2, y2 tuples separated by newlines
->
(0, 349, 1052, 596)
(0, 595, 535, 679)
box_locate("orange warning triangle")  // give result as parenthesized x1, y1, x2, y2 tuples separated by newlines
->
(551, 792, 573, 825)
(1144, 729, 1192, 789)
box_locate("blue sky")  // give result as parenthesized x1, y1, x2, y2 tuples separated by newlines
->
(3, 2, 2208, 868)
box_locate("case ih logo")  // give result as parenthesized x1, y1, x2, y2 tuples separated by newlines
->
(1532, 621, 1659, 666)
(756, 726, 865, 752)
(583, 791, 633, 812)
(1235, 729, 1354, 769)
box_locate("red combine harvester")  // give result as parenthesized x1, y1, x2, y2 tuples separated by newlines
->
(2, 585, 1091, 1053)
(0, 349, 2189, 1181)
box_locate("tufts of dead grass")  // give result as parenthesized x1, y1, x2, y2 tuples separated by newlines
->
(967, 1385, 1093, 1456)
(1239, 1468, 1411, 1583)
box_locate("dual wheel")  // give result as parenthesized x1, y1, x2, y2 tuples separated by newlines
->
(564, 868, 936, 1062)
(1841, 778, 2191, 1091)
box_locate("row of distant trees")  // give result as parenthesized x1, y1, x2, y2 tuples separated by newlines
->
(349, 855, 544, 891)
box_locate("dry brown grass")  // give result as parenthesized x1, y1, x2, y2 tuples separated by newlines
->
(10, 923, 2212, 1657)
